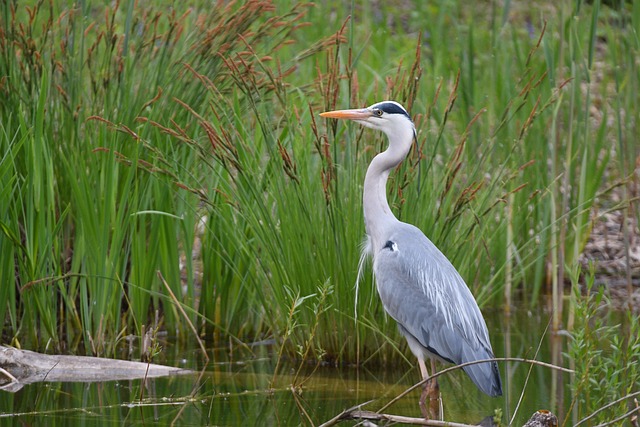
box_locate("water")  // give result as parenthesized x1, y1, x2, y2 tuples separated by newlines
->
(0, 305, 575, 426)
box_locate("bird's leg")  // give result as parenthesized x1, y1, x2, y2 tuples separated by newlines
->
(428, 359, 441, 420)
(418, 359, 430, 419)
(418, 359, 440, 420)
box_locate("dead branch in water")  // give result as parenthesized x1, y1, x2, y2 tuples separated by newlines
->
(321, 357, 571, 426)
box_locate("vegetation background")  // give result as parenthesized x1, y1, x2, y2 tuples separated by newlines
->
(1, 0, 638, 424)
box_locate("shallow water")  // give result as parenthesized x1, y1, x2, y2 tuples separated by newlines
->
(0, 305, 574, 426)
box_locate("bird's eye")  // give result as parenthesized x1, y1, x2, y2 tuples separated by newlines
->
(373, 109, 383, 117)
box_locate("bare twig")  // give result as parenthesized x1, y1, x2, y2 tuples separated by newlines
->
(157, 271, 209, 361)
(510, 318, 552, 425)
(170, 365, 209, 427)
(290, 385, 315, 426)
(593, 405, 640, 427)
(318, 401, 375, 427)
(379, 357, 572, 414)
(575, 390, 640, 426)
(0, 367, 19, 391)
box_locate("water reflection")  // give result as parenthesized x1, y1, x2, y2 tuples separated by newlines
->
(0, 305, 573, 425)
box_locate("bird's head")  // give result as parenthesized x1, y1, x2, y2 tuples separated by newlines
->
(320, 101, 416, 146)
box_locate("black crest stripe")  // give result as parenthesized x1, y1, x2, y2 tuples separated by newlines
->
(378, 102, 410, 118)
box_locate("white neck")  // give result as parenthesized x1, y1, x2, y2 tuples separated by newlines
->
(363, 125, 414, 251)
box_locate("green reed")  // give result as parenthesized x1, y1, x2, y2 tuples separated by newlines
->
(0, 0, 638, 384)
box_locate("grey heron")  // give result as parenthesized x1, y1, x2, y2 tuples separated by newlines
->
(320, 101, 502, 416)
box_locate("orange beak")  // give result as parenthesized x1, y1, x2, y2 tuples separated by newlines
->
(320, 108, 373, 120)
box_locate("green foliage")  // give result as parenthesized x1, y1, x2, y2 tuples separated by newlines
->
(567, 265, 640, 424)
(0, 0, 638, 379)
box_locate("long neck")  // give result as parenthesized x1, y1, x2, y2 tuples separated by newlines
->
(363, 143, 411, 250)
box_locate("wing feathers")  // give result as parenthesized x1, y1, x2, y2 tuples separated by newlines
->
(372, 223, 502, 396)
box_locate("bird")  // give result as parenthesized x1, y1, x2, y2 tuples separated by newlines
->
(320, 101, 502, 417)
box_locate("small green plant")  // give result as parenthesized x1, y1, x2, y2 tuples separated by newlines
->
(270, 286, 316, 388)
(567, 264, 640, 425)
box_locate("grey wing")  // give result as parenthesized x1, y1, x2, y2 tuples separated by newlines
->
(373, 225, 502, 397)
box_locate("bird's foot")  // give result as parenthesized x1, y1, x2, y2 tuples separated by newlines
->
(428, 378, 441, 420)
(419, 379, 440, 420)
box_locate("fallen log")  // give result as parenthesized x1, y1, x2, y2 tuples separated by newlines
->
(0, 345, 191, 392)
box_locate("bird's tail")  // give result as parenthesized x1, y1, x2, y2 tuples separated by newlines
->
(461, 347, 502, 397)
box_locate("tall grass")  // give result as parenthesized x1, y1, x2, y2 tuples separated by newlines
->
(1, 0, 638, 387)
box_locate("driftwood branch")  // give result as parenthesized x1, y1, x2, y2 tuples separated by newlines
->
(0, 346, 191, 392)
(319, 409, 478, 427)
(322, 408, 559, 427)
